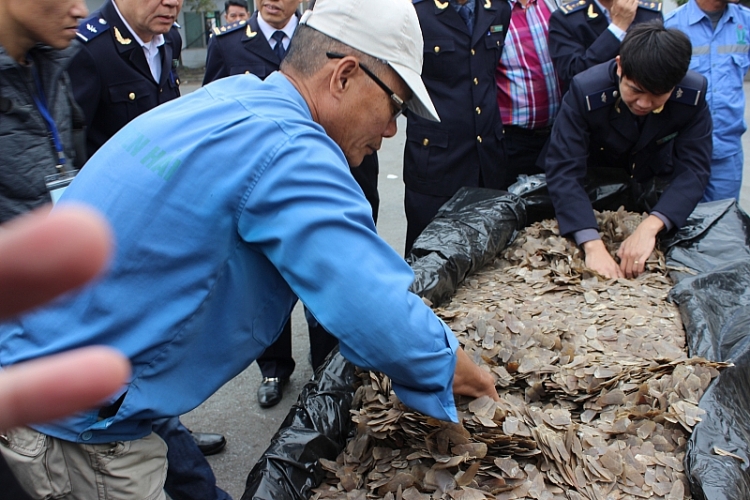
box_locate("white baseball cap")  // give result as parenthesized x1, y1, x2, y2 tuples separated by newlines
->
(300, 0, 440, 122)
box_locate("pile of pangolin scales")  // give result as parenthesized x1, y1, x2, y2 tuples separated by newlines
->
(312, 209, 728, 500)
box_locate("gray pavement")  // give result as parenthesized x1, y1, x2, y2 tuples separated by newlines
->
(177, 80, 750, 499)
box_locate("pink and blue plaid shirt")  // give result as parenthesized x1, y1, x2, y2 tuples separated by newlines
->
(496, 0, 561, 129)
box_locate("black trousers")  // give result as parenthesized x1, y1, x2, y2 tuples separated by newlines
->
(256, 153, 380, 378)
(503, 125, 550, 188)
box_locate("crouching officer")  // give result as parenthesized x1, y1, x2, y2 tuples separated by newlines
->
(544, 22, 711, 280)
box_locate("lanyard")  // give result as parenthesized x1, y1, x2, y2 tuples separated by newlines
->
(31, 66, 66, 168)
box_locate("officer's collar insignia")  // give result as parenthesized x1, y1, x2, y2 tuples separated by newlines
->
(221, 26, 227, 32)
(588, 4, 599, 18)
(585, 87, 618, 111)
(246, 25, 258, 38)
(484, 0, 492, 8)
(637, 0, 662, 10)
(675, 88, 684, 99)
(87, 23, 98, 34)
(115, 27, 132, 45)
(560, 0, 588, 15)
(435, 0, 449, 9)
(652, 105, 664, 114)
(99, 18, 107, 25)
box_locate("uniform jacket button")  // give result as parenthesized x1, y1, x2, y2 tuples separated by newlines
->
(128, 92, 136, 100)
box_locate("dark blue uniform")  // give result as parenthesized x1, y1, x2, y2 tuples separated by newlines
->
(545, 60, 712, 236)
(203, 14, 281, 84)
(548, 0, 662, 93)
(404, 0, 510, 252)
(70, 0, 181, 157)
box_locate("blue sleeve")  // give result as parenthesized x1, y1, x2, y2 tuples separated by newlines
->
(237, 130, 459, 422)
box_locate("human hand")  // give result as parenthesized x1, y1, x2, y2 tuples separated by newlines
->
(452, 348, 499, 401)
(0, 206, 130, 429)
(610, 0, 638, 31)
(582, 239, 623, 279)
(616, 214, 663, 279)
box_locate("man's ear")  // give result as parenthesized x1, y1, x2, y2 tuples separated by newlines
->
(615, 55, 622, 78)
(328, 57, 360, 101)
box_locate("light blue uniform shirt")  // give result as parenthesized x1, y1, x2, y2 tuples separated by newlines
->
(0, 72, 460, 443)
(666, 0, 750, 159)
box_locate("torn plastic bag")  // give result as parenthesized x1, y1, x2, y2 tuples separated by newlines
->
(406, 187, 526, 308)
(665, 200, 750, 500)
(241, 348, 357, 500)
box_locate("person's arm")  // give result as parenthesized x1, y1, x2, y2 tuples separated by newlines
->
(0, 206, 129, 430)
(203, 35, 228, 86)
(67, 47, 102, 130)
(239, 131, 489, 421)
(548, 9, 626, 91)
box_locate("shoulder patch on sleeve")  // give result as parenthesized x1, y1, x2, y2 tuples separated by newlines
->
(669, 71, 705, 106)
(585, 87, 619, 111)
(560, 0, 589, 15)
(637, 0, 662, 11)
(214, 20, 248, 36)
(76, 15, 111, 43)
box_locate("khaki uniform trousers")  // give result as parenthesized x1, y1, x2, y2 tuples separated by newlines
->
(0, 426, 168, 500)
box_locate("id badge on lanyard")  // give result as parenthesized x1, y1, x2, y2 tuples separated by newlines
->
(32, 65, 78, 205)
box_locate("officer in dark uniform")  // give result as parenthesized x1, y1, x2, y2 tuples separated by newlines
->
(549, 0, 662, 93)
(70, 0, 182, 157)
(545, 23, 711, 280)
(204, 0, 380, 408)
(403, 0, 511, 254)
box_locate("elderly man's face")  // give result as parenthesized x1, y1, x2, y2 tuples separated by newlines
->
(256, 0, 302, 29)
(327, 58, 411, 166)
(115, 0, 183, 42)
(8, 0, 88, 51)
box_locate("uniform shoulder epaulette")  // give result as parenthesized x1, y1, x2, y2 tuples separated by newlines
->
(637, 0, 662, 11)
(560, 0, 589, 15)
(76, 14, 111, 43)
(211, 20, 248, 37)
(669, 71, 705, 106)
(584, 86, 619, 112)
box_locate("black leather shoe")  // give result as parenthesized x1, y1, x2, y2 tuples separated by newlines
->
(191, 431, 227, 456)
(257, 377, 288, 408)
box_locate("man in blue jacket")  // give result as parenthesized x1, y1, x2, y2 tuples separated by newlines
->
(665, 0, 750, 202)
(545, 23, 711, 280)
(0, 0, 498, 497)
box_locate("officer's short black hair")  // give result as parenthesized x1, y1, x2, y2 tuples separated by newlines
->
(619, 21, 692, 95)
(225, 0, 249, 12)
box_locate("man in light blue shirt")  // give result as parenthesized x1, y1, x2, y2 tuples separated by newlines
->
(0, 0, 497, 497)
(666, 0, 750, 202)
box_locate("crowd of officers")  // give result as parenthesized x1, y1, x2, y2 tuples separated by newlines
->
(0, 0, 747, 497)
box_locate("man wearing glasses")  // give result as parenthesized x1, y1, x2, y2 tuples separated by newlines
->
(0, 0, 498, 496)
(402, 0, 511, 254)
(204, 0, 383, 410)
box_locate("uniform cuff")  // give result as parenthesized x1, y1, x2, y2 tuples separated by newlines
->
(573, 228, 601, 246)
(650, 211, 673, 232)
(608, 23, 627, 41)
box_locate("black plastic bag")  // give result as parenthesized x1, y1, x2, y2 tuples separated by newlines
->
(665, 200, 750, 500)
(241, 349, 357, 500)
(407, 187, 526, 307)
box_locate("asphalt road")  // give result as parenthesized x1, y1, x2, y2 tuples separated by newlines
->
(177, 79, 750, 499)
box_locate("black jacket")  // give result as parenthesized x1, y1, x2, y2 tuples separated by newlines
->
(0, 43, 82, 222)
(70, 0, 182, 156)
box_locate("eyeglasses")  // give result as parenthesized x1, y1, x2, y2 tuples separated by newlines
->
(326, 52, 408, 120)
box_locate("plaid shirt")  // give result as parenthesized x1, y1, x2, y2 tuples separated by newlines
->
(496, 0, 561, 129)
